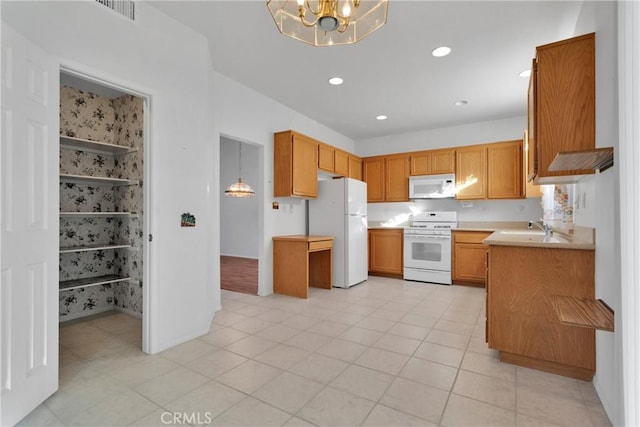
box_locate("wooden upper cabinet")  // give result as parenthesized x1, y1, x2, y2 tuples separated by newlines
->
(348, 155, 363, 181)
(524, 130, 542, 198)
(274, 130, 318, 198)
(334, 149, 349, 176)
(385, 154, 410, 201)
(318, 143, 335, 173)
(410, 149, 455, 176)
(455, 145, 487, 200)
(527, 58, 538, 182)
(432, 149, 456, 174)
(487, 140, 523, 199)
(363, 156, 385, 202)
(410, 151, 433, 175)
(410, 149, 456, 176)
(530, 33, 595, 183)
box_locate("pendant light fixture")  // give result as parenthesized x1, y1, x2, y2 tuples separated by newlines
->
(266, 0, 388, 47)
(225, 142, 255, 198)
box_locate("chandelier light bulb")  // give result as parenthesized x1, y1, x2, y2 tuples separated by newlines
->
(342, 2, 351, 16)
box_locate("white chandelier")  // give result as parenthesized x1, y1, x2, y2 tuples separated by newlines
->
(266, 0, 388, 47)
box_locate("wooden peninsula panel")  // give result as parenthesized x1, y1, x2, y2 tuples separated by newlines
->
(487, 244, 595, 380)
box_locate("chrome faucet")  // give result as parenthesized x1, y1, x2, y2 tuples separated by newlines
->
(528, 219, 553, 236)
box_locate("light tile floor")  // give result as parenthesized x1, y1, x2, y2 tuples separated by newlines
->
(19, 276, 613, 426)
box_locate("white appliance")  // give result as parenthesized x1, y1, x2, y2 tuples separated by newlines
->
(409, 173, 456, 199)
(403, 211, 458, 285)
(309, 178, 368, 288)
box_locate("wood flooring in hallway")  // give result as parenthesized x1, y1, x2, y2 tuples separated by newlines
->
(221, 255, 258, 295)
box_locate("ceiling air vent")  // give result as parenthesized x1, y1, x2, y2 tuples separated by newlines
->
(96, 0, 135, 21)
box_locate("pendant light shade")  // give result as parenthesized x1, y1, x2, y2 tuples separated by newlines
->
(225, 142, 255, 198)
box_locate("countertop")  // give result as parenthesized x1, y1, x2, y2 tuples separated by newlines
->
(367, 220, 407, 229)
(272, 235, 335, 242)
(483, 225, 595, 250)
(453, 221, 530, 232)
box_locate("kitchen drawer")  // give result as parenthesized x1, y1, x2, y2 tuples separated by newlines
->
(309, 240, 333, 251)
(453, 231, 492, 244)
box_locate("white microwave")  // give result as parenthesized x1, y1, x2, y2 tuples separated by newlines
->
(409, 173, 456, 199)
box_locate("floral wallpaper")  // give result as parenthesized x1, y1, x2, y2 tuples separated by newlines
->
(59, 86, 144, 321)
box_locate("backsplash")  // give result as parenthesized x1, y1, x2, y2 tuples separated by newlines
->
(367, 198, 544, 225)
(59, 85, 144, 320)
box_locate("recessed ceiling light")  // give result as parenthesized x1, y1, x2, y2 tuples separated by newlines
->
(454, 100, 468, 106)
(519, 69, 532, 78)
(328, 77, 344, 85)
(432, 46, 452, 57)
(376, 115, 388, 121)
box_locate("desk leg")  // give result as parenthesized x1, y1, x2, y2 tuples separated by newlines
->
(273, 241, 309, 298)
(309, 249, 332, 290)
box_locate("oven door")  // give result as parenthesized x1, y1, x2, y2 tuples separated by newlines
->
(403, 233, 452, 272)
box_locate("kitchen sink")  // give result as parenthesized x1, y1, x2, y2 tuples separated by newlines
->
(497, 229, 546, 235)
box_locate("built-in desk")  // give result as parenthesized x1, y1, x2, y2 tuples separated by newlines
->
(272, 235, 334, 298)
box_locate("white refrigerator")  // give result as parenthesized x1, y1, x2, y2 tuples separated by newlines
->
(309, 178, 368, 288)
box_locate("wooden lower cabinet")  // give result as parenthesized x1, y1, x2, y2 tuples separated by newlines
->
(368, 228, 403, 277)
(487, 244, 596, 380)
(452, 231, 491, 286)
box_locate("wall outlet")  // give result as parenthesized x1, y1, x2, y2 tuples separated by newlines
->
(461, 201, 474, 208)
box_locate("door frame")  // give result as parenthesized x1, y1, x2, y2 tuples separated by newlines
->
(58, 64, 153, 353)
(219, 134, 265, 296)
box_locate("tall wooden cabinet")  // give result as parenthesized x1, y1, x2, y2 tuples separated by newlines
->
(528, 33, 595, 183)
(274, 130, 318, 198)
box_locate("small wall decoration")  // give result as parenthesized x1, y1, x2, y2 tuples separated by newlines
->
(181, 212, 196, 227)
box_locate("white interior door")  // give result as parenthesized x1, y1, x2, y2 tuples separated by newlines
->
(1, 24, 59, 426)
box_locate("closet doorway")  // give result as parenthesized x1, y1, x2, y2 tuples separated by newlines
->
(58, 69, 150, 353)
(220, 136, 261, 296)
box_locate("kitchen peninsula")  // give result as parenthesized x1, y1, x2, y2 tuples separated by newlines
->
(483, 227, 600, 380)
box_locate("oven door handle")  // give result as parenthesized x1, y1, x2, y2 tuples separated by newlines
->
(405, 235, 451, 240)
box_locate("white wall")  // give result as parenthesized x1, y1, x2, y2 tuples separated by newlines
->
(368, 198, 542, 224)
(220, 138, 259, 258)
(355, 116, 527, 157)
(1, 1, 217, 353)
(211, 71, 355, 296)
(570, 2, 621, 425)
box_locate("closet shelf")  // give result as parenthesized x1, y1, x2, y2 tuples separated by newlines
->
(59, 275, 134, 291)
(60, 173, 138, 186)
(60, 135, 137, 155)
(60, 211, 138, 217)
(59, 243, 132, 253)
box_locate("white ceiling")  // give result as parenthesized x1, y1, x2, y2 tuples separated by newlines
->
(148, 1, 584, 141)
